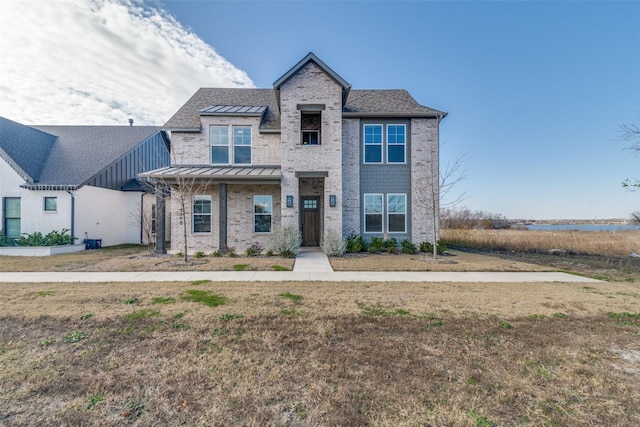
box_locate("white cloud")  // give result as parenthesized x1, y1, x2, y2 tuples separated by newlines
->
(0, 0, 254, 125)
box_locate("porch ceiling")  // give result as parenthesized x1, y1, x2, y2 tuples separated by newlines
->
(139, 165, 281, 184)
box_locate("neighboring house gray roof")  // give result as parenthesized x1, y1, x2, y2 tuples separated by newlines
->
(165, 88, 446, 132)
(0, 116, 164, 189)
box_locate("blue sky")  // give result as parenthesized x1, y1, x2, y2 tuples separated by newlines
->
(1, 0, 638, 219)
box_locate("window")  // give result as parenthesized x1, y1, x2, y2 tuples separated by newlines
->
(253, 195, 272, 233)
(301, 112, 321, 145)
(193, 196, 211, 233)
(44, 197, 57, 212)
(364, 194, 383, 233)
(210, 126, 229, 164)
(387, 125, 406, 163)
(3, 197, 20, 238)
(364, 125, 383, 163)
(387, 194, 407, 233)
(151, 204, 157, 234)
(233, 126, 251, 164)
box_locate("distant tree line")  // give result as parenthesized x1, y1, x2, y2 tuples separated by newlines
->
(440, 207, 511, 230)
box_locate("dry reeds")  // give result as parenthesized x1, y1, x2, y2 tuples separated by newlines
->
(442, 229, 640, 257)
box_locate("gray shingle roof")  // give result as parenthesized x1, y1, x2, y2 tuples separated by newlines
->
(164, 88, 446, 131)
(1, 116, 161, 188)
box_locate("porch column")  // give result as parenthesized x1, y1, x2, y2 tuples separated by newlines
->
(219, 183, 227, 251)
(154, 189, 166, 254)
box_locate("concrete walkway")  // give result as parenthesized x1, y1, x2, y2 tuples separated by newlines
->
(293, 247, 333, 272)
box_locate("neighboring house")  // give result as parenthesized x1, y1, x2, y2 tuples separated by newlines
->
(0, 117, 170, 247)
(142, 52, 446, 254)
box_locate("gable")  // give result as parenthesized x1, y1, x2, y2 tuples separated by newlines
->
(0, 117, 57, 183)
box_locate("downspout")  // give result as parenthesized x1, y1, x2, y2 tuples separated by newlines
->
(66, 190, 75, 243)
(140, 193, 144, 244)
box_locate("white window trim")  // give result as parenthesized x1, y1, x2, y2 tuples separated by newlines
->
(210, 125, 230, 165)
(232, 126, 252, 165)
(192, 195, 212, 234)
(363, 124, 383, 164)
(387, 193, 407, 233)
(253, 195, 272, 234)
(363, 193, 384, 233)
(387, 124, 407, 164)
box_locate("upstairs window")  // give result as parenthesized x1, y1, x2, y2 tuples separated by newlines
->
(210, 126, 229, 164)
(364, 125, 383, 163)
(301, 112, 321, 145)
(44, 197, 57, 212)
(387, 125, 406, 163)
(193, 196, 211, 233)
(233, 127, 252, 164)
(210, 125, 252, 165)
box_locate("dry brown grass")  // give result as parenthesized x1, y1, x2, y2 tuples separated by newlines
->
(442, 229, 640, 257)
(1, 280, 639, 426)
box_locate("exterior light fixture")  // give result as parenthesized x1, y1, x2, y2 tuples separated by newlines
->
(286, 195, 293, 207)
(329, 195, 336, 207)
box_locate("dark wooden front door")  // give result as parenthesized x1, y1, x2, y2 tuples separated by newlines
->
(301, 197, 320, 246)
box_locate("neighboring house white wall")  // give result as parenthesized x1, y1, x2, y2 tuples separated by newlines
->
(0, 157, 72, 236)
(279, 61, 344, 239)
(75, 185, 143, 246)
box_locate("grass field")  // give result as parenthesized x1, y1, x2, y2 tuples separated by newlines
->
(0, 230, 639, 425)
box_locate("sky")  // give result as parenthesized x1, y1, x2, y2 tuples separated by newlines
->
(0, 0, 638, 220)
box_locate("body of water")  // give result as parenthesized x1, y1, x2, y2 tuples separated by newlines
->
(524, 224, 640, 232)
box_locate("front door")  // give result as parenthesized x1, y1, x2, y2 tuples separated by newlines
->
(301, 197, 320, 246)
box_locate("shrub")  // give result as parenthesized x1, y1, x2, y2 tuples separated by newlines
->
(268, 225, 302, 257)
(401, 239, 417, 254)
(212, 250, 222, 257)
(383, 238, 398, 254)
(368, 236, 384, 254)
(344, 232, 366, 253)
(322, 229, 345, 257)
(245, 242, 264, 257)
(194, 251, 205, 258)
(0, 229, 75, 247)
(419, 240, 447, 254)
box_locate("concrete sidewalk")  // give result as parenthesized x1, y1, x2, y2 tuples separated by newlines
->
(293, 247, 333, 272)
(0, 271, 601, 283)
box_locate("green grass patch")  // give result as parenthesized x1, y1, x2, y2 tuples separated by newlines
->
(552, 312, 568, 319)
(190, 280, 211, 286)
(80, 313, 94, 320)
(425, 319, 443, 330)
(151, 297, 176, 304)
(281, 309, 300, 316)
(124, 297, 139, 305)
(218, 314, 244, 321)
(278, 292, 303, 301)
(360, 304, 411, 317)
(34, 290, 55, 297)
(500, 321, 514, 329)
(271, 265, 289, 271)
(182, 290, 227, 307)
(63, 330, 87, 343)
(171, 322, 189, 330)
(125, 309, 160, 322)
(233, 264, 249, 271)
(87, 393, 105, 410)
(608, 311, 640, 320)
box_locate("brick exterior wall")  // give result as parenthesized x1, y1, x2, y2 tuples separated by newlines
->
(341, 118, 360, 236)
(279, 62, 343, 241)
(410, 118, 439, 244)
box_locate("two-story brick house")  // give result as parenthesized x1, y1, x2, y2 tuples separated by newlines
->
(142, 53, 446, 254)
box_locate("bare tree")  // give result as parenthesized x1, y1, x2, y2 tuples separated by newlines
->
(129, 200, 156, 256)
(619, 120, 640, 191)
(631, 210, 640, 225)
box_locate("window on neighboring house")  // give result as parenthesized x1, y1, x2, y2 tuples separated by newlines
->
(3, 197, 20, 238)
(44, 197, 57, 212)
(253, 195, 272, 233)
(151, 204, 157, 234)
(387, 125, 406, 163)
(193, 196, 211, 233)
(387, 194, 407, 233)
(301, 112, 321, 145)
(364, 125, 383, 163)
(364, 194, 383, 233)
(233, 126, 252, 164)
(210, 126, 229, 164)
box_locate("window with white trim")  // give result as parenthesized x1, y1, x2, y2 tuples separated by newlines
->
(44, 197, 57, 212)
(387, 194, 407, 233)
(253, 195, 272, 233)
(233, 126, 251, 164)
(193, 196, 211, 233)
(210, 126, 229, 164)
(301, 112, 321, 145)
(387, 125, 406, 163)
(364, 125, 383, 163)
(364, 194, 383, 233)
